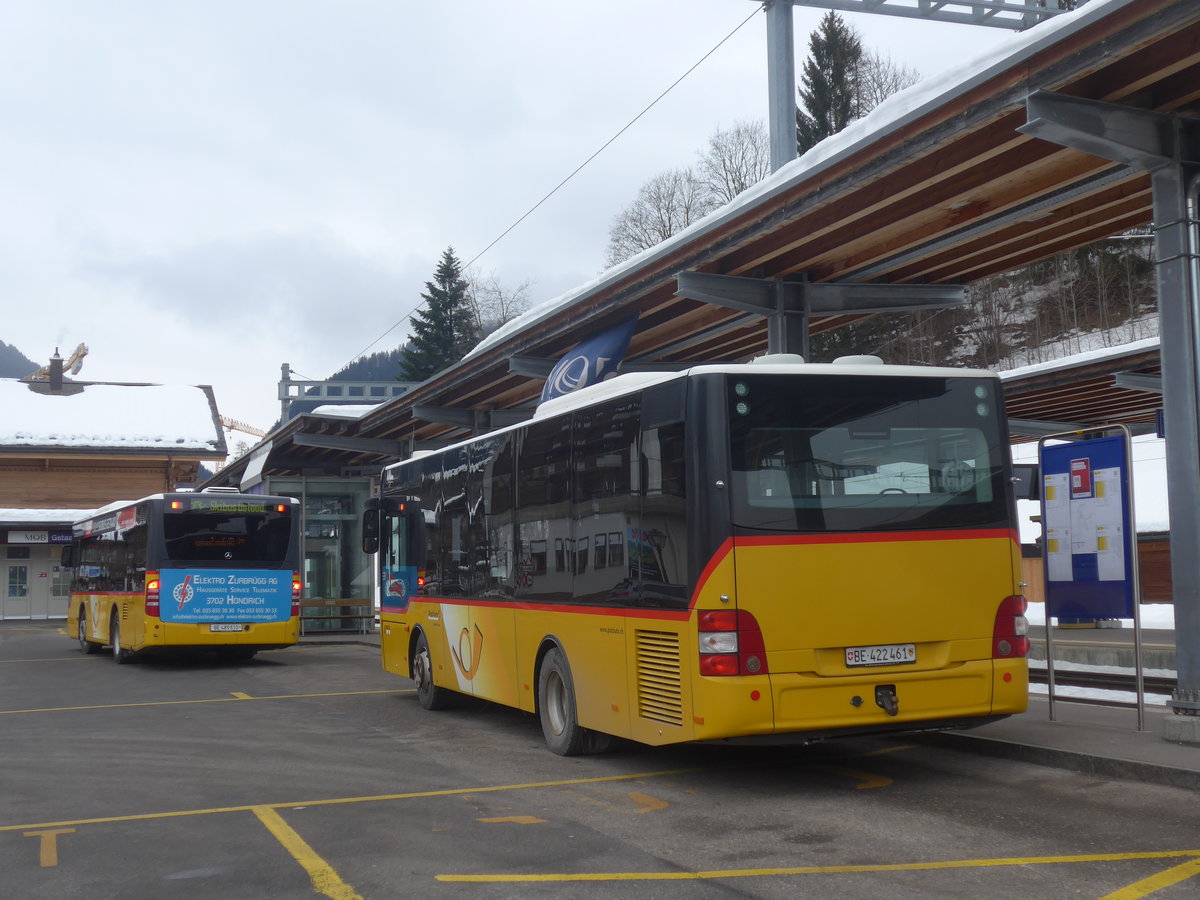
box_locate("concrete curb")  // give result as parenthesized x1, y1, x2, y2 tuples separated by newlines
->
(919, 731, 1200, 792)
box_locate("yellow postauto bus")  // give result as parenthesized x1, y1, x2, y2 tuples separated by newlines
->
(362, 357, 1029, 754)
(65, 490, 302, 662)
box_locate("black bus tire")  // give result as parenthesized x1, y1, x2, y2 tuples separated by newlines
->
(538, 647, 610, 756)
(110, 614, 129, 665)
(412, 630, 454, 710)
(78, 608, 100, 654)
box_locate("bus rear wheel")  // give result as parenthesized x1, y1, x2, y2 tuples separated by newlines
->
(412, 630, 453, 710)
(110, 614, 130, 665)
(78, 609, 100, 654)
(538, 647, 610, 756)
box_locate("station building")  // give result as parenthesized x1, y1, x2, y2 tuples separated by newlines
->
(0, 357, 226, 620)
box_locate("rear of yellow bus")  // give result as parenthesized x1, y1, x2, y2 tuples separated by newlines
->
(75, 494, 304, 660)
(145, 494, 302, 656)
(685, 364, 1028, 743)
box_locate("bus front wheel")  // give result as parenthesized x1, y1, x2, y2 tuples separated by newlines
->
(412, 630, 453, 710)
(538, 647, 610, 756)
(110, 614, 130, 665)
(78, 609, 100, 654)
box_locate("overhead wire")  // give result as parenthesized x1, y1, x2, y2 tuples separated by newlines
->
(337, 4, 764, 372)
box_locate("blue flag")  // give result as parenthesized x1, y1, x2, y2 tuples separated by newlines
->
(540, 316, 638, 404)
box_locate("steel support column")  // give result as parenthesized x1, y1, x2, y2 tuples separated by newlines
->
(765, 0, 797, 172)
(1151, 150, 1200, 726)
(1020, 90, 1200, 735)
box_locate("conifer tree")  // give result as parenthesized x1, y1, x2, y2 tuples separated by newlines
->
(796, 12, 864, 154)
(398, 247, 478, 381)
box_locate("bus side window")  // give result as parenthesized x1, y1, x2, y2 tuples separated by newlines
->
(639, 420, 689, 610)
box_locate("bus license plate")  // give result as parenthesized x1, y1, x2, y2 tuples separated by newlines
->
(209, 623, 244, 633)
(845, 643, 916, 667)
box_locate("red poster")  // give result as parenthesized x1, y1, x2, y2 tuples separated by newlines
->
(1069, 457, 1093, 499)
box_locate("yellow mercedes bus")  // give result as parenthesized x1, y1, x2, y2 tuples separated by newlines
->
(362, 358, 1029, 754)
(65, 490, 302, 662)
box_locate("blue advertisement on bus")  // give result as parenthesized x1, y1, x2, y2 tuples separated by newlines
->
(380, 565, 419, 613)
(159, 569, 292, 624)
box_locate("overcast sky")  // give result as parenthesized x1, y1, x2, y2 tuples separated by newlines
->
(2, 1, 1024, 434)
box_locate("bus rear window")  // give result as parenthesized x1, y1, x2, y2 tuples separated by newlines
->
(162, 509, 293, 563)
(728, 374, 1010, 533)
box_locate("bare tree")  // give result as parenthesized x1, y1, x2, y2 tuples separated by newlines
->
(855, 49, 922, 112)
(696, 120, 771, 205)
(466, 270, 532, 335)
(604, 167, 714, 267)
(605, 122, 773, 268)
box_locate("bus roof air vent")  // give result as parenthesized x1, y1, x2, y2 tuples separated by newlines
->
(832, 355, 883, 366)
(200, 486, 242, 493)
(751, 353, 805, 365)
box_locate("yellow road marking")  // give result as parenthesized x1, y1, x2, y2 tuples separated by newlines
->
(251, 806, 363, 900)
(628, 792, 668, 813)
(0, 689, 409, 716)
(859, 743, 917, 757)
(231, 692, 253, 700)
(816, 765, 893, 790)
(1099, 855, 1200, 899)
(0, 657, 91, 663)
(477, 816, 548, 825)
(0, 769, 696, 833)
(23, 829, 74, 867)
(436, 850, 1200, 883)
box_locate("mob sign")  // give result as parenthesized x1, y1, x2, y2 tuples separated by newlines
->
(1038, 430, 1137, 620)
(5, 530, 73, 544)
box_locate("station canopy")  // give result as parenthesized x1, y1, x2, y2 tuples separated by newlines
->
(211, 0, 1194, 486)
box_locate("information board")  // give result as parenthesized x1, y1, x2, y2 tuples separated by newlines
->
(1039, 434, 1135, 619)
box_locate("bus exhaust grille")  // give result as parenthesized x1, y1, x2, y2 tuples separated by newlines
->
(635, 630, 684, 726)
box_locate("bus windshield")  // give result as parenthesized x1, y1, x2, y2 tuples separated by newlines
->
(728, 374, 1009, 533)
(162, 503, 294, 563)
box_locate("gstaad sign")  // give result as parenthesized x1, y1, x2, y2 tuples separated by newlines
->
(5, 530, 73, 545)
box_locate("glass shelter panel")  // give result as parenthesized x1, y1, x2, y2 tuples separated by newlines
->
(269, 477, 373, 632)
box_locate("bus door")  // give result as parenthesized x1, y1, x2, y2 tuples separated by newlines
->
(369, 498, 427, 679)
(460, 438, 519, 709)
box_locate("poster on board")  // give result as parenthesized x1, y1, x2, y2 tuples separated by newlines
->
(1040, 433, 1135, 620)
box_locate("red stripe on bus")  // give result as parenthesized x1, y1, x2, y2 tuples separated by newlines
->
(731, 528, 1018, 547)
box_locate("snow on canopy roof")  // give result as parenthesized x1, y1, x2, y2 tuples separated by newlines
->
(0, 380, 222, 453)
(465, 0, 1124, 363)
(998, 336, 1158, 382)
(0, 507, 96, 525)
(309, 403, 379, 419)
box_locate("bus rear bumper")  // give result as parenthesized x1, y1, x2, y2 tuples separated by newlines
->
(144, 620, 299, 650)
(698, 714, 1012, 747)
(689, 659, 1026, 742)
(771, 660, 1024, 731)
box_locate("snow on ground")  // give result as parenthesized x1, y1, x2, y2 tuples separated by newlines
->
(1026, 602, 1175, 631)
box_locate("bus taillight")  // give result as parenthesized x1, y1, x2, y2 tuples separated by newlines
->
(291, 573, 302, 617)
(993, 595, 1030, 658)
(145, 572, 161, 618)
(698, 609, 769, 676)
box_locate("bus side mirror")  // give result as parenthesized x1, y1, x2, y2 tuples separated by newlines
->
(362, 503, 381, 554)
(60, 545, 75, 567)
(1011, 463, 1040, 500)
